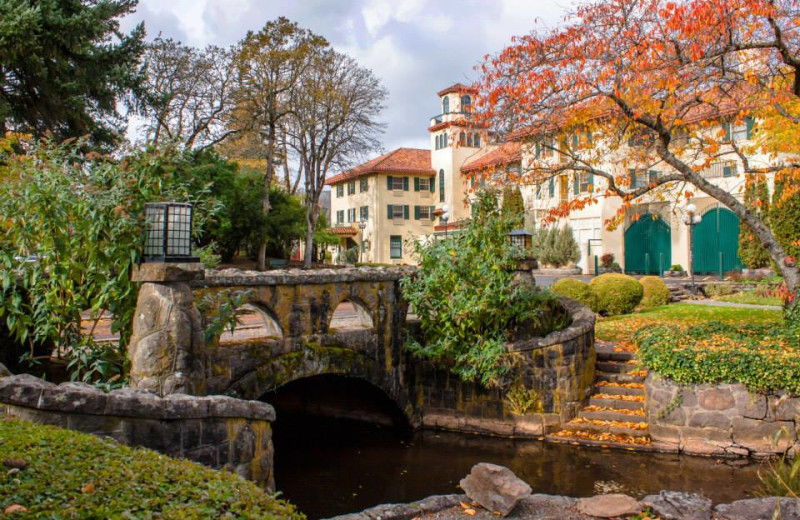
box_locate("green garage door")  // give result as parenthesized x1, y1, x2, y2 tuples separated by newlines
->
(692, 207, 742, 276)
(624, 214, 671, 275)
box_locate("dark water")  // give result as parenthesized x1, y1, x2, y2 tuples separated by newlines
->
(273, 413, 763, 520)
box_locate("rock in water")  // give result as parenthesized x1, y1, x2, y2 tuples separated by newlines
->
(576, 494, 642, 518)
(459, 463, 532, 517)
(642, 491, 712, 520)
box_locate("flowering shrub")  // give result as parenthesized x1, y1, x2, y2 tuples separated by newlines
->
(636, 322, 800, 395)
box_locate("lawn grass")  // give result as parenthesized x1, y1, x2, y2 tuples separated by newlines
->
(0, 418, 304, 520)
(595, 302, 784, 344)
(712, 290, 783, 306)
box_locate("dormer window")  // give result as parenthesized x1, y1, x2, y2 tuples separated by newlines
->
(461, 95, 471, 113)
(443, 96, 450, 114)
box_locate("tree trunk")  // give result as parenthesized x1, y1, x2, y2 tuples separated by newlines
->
(303, 212, 317, 269)
(257, 121, 278, 271)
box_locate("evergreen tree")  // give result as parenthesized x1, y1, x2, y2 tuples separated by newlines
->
(772, 176, 800, 262)
(0, 0, 145, 145)
(501, 185, 525, 229)
(738, 179, 772, 268)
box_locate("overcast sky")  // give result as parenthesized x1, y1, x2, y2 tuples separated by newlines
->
(121, 0, 574, 152)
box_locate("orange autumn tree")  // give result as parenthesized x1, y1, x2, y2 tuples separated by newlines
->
(476, 0, 800, 303)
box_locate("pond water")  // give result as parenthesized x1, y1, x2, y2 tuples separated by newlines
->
(272, 413, 764, 520)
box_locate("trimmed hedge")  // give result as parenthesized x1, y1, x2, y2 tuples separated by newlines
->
(0, 419, 304, 519)
(640, 276, 671, 309)
(550, 278, 596, 309)
(589, 273, 643, 316)
(636, 322, 800, 395)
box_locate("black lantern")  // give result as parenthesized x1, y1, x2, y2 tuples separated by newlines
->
(143, 203, 198, 263)
(508, 229, 533, 251)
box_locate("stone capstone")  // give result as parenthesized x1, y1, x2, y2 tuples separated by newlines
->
(576, 494, 642, 518)
(459, 463, 532, 517)
(642, 491, 712, 520)
(131, 263, 205, 283)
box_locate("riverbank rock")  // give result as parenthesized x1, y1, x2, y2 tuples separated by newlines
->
(576, 494, 641, 518)
(642, 491, 712, 520)
(713, 497, 800, 520)
(459, 463, 532, 517)
(0, 363, 10, 378)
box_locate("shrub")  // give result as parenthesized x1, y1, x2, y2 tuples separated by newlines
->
(400, 191, 569, 387)
(669, 264, 684, 272)
(344, 246, 359, 264)
(636, 322, 800, 395)
(534, 226, 581, 268)
(0, 419, 302, 519)
(589, 273, 644, 315)
(704, 283, 737, 297)
(640, 276, 671, 309)
(738, 179, 772, 269)
(600, 253, 615, 268)
(551, 278, 596, 309)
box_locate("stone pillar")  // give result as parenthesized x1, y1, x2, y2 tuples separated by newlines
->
(510, 258, 538, 290)
(128, 263, 206, 396)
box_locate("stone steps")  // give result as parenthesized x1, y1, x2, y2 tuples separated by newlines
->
(593, 383, 644, 397)
(579, 408, 646, 423)
(596, 372, 646, 384)
(595, 345, 636, 362)
(561, 418, 648, 438)
(668, 285, 693, 302)
(596, 360, 638, 373)
(588, 396, 645, 411)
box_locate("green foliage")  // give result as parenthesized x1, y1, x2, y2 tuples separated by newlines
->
(704, 283, 738, 298)
(0, 419, 303, 519)
(636, 322, 800, 394)
(196, 289, 255, 344)
(344, 246, 359, 264)
(505, 383, 543, 415)
(758, 441, 800, 498)
(738, 180, 772, 269)
(400, 191, 567, 387)
(589, 273, 644, 316)
(0, 141, 211, 382)
(501, 185, 525, 229)
(639, 276, 671, 309)
(0, 0, 145, 146)
(550, 278, 596, 309)
(772, 176, 800, 261)
(533, 226, 581, 268)
(669, 264, 684, 272)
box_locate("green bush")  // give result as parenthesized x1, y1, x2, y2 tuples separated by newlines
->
(738, 179, 772, 269)
(0, 419, 303, 519)
(704, 283, 737, 297)
(589, 273, 643, 315)
(640, 276, 671, 309)
(533, 225, 581, 268)
(400, 191, 569, 387)
(636, 322, 800, 394)
(550, 278, 596, 309)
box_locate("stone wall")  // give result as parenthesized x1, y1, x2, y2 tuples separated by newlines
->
(0, 374, 276, 490)
(646, 373, 799, 457)
(411, 298, 596, 437)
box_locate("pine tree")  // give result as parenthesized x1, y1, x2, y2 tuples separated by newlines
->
(0, 0, 145, 145)
(501, 185, 525, 229)
(772, 176, 800, 261)
(738, 179, 772, 268)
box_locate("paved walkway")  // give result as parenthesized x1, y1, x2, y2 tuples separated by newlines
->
(682, 299, 782, 311)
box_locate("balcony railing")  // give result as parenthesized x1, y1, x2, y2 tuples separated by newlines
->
(701, 161, 737, 179)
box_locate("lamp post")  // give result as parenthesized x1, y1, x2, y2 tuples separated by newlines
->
(682, 203, 702, 295)
(143, 202, 198, 263)
(358, 218, 367, 263)
(441, 204, 450, 240)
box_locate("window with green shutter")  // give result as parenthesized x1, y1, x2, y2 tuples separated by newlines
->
(429, 206, 435, 220)
(360, 178, 369, 192)
(414, 206, 420, 219)
(347, 180, 356, 195)
(360, 206, 369, 220)
(403, 177, 409, 191)
(390, 236, 402, 259)
(336, 184, 343, 197)
(414, 178, 419, 191)
(548, 177, 555, 198)
(388, 205, 404, 219)
(403, 205, 409, 219)
(439, 169, 445, 202)
(430, 177, 435, 193)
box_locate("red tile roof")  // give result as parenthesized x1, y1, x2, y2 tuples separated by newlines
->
(461, 142, 521, 173)
(438, 83, 478, 97)
(329, 227, 358, 236)
(325, 148, 434, 185)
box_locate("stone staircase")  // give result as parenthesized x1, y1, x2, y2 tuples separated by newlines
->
(548, 342, 651, 448)
(668, 284, 693, 302)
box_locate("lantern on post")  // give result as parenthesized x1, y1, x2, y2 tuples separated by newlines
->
(143, 203, 198, 263)
(508, 229, 533, 252)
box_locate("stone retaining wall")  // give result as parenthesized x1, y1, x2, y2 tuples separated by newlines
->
(412, 298, 596, 437)
(0, 374, 276, 490)
(646, 373, 799, 457)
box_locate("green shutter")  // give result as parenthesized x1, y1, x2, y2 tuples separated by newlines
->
(414, 178, 420, 191)
(414, 206, 420, 219)
(387, 176, 393, 190)
(549, 177, 555, 197)
(387, 204, 393, 219)
(629, 169, 637, 189)
(430, 177, 435, 192)
(403, 205, 410, 219)
(403, 177, 409, 191)
(649, 170, 657, 185)
(430, 206, 435, 220)
(746, 117, 755, 140)
(588, 172, 594, 190)
(723, 164, 732, 177)
(723, 122, 731, 142)
(587, 131, 593, 144)
(535, 142, 541, 158)
(573, 174, 579, 195)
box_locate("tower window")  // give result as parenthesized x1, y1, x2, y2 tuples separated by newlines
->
(474, 133, 481, 147)
(461, 95, 471, 112)
(459, 132, 466, 146)
(443, 96, 450, 114)
(439, 169, 445, 203)
(467, 133, 473, 147)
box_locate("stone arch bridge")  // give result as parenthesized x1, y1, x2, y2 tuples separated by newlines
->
(127, 264, 595, 437)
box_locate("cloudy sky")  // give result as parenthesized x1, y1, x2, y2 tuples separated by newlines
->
(121, 0, 574, 152)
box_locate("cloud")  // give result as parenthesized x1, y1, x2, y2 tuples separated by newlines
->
(123, 0, 573, 152)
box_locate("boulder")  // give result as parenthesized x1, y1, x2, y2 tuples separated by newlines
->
(642, 491, 712, 520)
(713, 497, 800, 520)
(459, 463, 532, 517)
(576, 494, 641, 518)
(0, 362, 11, 378)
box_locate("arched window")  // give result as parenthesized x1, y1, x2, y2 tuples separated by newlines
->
(435, 135, 440, 150)
(474, 133, 481, 148)
(467, 133, 473, 147)
(443, 96, 450, 114)
(459, 131, 466, 146)
(461, 95, 471, 112)
(439, 169, 445, 203)
(443, 132, 448, 147)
